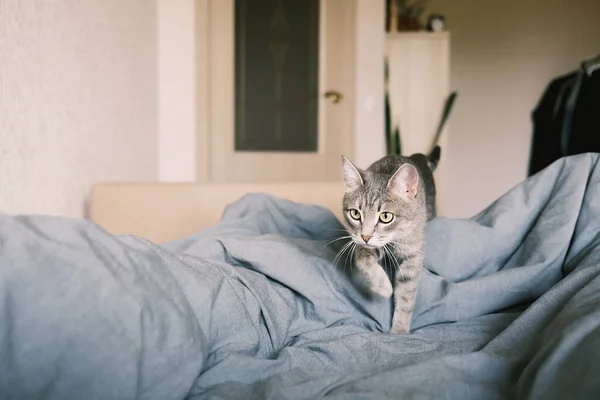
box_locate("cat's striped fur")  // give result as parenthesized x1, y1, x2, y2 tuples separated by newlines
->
(340, 146, 440, 333)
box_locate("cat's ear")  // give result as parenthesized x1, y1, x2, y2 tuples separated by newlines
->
(388, 164, 419, 200)
(341, 155, 363, 193)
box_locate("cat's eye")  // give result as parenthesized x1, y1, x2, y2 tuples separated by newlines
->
(379, 212, 394, 223)
(348, 209, 361, 221)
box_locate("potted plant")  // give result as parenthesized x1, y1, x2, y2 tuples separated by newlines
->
(396, 0, 430, 32)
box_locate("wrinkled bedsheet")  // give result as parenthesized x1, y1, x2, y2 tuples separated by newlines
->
(2, 153, 600, 400)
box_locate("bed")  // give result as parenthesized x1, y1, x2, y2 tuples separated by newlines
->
(1, 154, 600, 399)
(87, 181, 345, 243)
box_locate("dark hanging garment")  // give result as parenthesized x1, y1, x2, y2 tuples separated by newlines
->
(569, 69, 600, 157)
(528, 72, 576, 177)
(528, 59, 600, 177)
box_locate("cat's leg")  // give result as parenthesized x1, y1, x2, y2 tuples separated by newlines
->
(354, 246, 393, 298)
(391, 253, 423, 334)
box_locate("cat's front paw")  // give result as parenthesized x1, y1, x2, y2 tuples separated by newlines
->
(371, 272, 393, 298)
(354, 247, 393, 298)
(390, 325, 410, 334)
(390, 314, 411, 334)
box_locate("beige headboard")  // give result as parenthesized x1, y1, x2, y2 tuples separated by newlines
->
(88, 182, 345, 243)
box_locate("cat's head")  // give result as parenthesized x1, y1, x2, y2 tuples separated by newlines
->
(341, 156, 421, 248)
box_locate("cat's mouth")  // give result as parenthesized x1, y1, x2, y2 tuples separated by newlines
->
(352, 238, 381, 249)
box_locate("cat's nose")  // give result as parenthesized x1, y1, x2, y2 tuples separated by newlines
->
(361, 235, 372, 243)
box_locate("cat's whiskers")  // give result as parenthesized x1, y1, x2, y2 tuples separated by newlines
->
(384, 244, 402, 272)
(332, 240, 354, 268)
(386, 245, 401, 272)
(381, 245, 391, 274)
(323, 235, 351, 248)
(381, 245, 391, 273)
(343, 242, 356, 273)
(347, 243, 357, 274)
(334, 240, 357, 274)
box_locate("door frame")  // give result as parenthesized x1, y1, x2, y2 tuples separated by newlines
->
(156, 0, 385, 182)
(205, 0, 356, 183)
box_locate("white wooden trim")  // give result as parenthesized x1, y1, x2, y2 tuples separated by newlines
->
(353, 0, 386, 168)
(196, 0, 210, 182)
(157, 0, 198, 182)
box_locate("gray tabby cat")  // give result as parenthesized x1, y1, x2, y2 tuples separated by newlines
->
(340, 146, 441, 334)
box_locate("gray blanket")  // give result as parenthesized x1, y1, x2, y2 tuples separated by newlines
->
(1, 153, 600, 400)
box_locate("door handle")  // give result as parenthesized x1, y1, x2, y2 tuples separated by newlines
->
(324, 90, 343, 104)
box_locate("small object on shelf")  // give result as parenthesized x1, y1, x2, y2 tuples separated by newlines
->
(427, 14, 446, 32)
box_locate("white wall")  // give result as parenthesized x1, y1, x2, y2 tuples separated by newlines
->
(0, 0, 157, 217)
(428, 0, 600, 218)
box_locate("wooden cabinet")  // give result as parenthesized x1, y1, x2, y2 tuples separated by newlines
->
(386, 32, 451, 215)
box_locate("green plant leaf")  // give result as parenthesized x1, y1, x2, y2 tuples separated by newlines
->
(384, 57, 389, 83)
(431, 91, 458, 151)
(385, 92, 392, 154)
(394, 126, 401, 155)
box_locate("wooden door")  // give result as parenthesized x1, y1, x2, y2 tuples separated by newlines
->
(207, 0, 355, 182)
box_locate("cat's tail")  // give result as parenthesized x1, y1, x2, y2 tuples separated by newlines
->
(427, 145, 442, 172)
